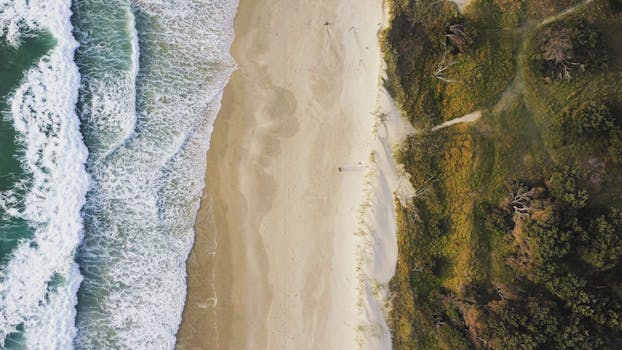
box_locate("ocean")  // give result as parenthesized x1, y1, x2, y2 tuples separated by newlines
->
(0, 0, 237, 348)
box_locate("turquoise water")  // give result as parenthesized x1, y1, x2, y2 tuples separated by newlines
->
(72, 1, 236, 347)
(0, 0, 236, 348)
(0, 32, 55, 349)
(0, 32, 54, 260)
(0, 32, 55, 185)
(0, 1, 87, 347)
(71, 2, 140, 347)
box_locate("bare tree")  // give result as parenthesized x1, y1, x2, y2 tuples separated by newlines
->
(494, 286, 505, 300)
(510, 186, 534, 220)
(446, 24, 467, 51)
(433, 46, 458, 83)
(434, 316, 446, 329)
(411, 264, 425, 273)
(540, 27, 582, 80)
(413, 173, 440, 199)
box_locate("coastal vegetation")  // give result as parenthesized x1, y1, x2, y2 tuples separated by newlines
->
(383, 0, 622, 348)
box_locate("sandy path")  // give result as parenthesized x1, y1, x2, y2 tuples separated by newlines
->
(176, 0, 385, 349)
(431, 110, 482, 131)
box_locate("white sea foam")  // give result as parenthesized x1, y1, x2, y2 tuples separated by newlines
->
(73, 1, 237, 348)
(22, 263, 83, 349)
(0, 0, 88, 346)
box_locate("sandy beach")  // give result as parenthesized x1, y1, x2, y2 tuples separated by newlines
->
(176, 0, 389, 348)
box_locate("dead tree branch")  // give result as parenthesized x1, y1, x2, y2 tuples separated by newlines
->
(433, 46, 458, 83)
(510, 186, 534, 220)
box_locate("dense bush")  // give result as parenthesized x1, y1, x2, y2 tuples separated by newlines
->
(386, 0, 622, 349)
(553, 101, 622, 163)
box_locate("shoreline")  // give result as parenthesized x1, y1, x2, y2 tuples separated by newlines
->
(177, 0, 395, 348)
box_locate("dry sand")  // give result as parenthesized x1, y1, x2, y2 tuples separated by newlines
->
(176, 0, 391, 349)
